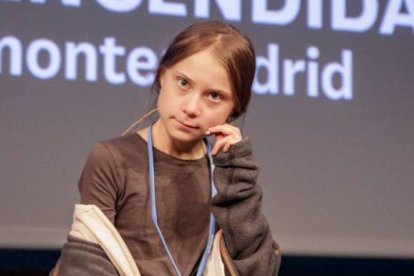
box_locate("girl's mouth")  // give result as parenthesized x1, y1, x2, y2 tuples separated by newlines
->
(175, 119, 199, 130)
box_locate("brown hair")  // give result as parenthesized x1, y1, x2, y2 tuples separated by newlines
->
(153, 20, 256, 120)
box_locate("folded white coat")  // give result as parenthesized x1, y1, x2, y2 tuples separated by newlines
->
(68, 204, 226, 276)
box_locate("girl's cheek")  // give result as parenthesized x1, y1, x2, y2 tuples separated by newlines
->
(206, 119, 221, 129)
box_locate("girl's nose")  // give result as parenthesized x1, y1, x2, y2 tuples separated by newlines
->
(182, 94, 201, 118)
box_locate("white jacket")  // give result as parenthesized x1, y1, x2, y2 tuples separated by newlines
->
(52, 204, 238, 276)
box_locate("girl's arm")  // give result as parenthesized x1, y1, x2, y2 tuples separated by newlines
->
(53, 142, 122, 275)
(211, 137, 281, 276)
(78, 141, 122, 223)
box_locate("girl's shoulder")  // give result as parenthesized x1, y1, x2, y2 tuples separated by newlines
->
(102, 131, 147, 151)
(88, 133, 147, 168)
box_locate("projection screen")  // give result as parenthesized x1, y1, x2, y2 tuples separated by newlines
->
(1, 0, 413, 258)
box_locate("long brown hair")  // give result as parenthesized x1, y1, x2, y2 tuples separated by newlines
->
(153, 20, 256, 120)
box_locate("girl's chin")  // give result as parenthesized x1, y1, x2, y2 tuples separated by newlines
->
(170, 130, 205, 143)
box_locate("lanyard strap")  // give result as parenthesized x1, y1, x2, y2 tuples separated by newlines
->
(147, 123, 217, 276)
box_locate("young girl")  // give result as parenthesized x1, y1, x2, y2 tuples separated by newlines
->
(53, 21, 281, 276)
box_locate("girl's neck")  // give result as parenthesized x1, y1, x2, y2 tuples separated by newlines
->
(138, 120, 205, 160)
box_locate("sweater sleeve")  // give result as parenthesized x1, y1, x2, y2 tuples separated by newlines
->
(211, 138, 281, 276)
(78, 142, 121, 224)
(56, 236, 119, 276)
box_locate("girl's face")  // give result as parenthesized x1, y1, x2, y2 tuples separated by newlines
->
(156, 49, 235, 145)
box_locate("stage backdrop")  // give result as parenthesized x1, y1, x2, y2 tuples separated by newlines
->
(1, 0, 413, 257)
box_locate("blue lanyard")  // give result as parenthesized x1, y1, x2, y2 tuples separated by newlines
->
(147, 123, 217, 276)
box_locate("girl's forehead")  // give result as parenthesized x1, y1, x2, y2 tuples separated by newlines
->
(169, 50, 231, 88)
(174, 49, 222, 69)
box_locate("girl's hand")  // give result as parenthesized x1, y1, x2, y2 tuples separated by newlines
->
(206, 124, 242, 155)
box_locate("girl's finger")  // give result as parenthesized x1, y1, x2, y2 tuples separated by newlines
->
(208, 124, 239, 136)
(211, 140, 224, 155)
(222, 142, 231, 153)
(211, 135, 236, 155)
(208, 124, 241, 142)
(211, 137, 227, 155)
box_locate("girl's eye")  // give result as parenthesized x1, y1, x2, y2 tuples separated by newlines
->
(178, 78, 189, 88)
(209, 92, 223, 101)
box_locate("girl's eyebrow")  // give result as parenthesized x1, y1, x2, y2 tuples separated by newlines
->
(173, 70, 194, 83)
(172, 69, 232, 97)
